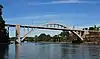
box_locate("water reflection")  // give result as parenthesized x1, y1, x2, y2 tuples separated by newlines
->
(60, 44, 80, 59)
(8, 43, 100, 59)
(20, 43, 88, 59)
(60, 44, 90, 59)
(0, 44, 9, 59)
(89, 45, 100, 59)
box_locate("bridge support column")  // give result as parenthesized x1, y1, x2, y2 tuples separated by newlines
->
(82, 30, 89, 38)
(15, 24, 20, 44)
(76, 31, 78, 34)
(79, 31, 82, 36)
(15, 24, 20, 59)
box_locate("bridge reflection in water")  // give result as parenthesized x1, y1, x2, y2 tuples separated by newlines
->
(19, 43, 100, 59)
(1, 43, 100, 59)
(0, 43, 20, 59)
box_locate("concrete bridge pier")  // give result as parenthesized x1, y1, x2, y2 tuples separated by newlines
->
(79, 31, 84, 36)
(82, 30, 89, 38)
(15, 24, 20, 59)
(15, 24, 20, 44)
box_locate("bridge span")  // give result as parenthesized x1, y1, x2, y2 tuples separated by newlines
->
(5, 24, 100, 43)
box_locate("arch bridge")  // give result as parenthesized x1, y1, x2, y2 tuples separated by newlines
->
(5, 23, 94, 43)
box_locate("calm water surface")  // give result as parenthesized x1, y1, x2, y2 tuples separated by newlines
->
(2, 43, 100, 59)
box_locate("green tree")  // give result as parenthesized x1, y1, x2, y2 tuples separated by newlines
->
(34, 35, 38, 42)
(94, 25, 97, 30)
(59, 31, 69, 42)
(89, 25, 99, 31)
(46, 34, 51, 41)
(52, 35, 59, 42)
(89, 27, 94, 30)
(38, 33, 47, 41)
(26, 37, 34, 42)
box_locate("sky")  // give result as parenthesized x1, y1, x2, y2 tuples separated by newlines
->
(0, 0, 100, 37)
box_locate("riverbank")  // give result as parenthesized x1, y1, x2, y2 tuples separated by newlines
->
(83, 42, 100, 44)
(27, 41, 100, 44)
(33, 41, 100, 44)
(30, 42, 72, 44)
(11, 40, 100, 44)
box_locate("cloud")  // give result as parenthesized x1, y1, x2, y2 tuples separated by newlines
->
(28, 0, 100, 5)
(5, 14, 57, 21)
(5, 13, 88, 22)
(5, 13, 98, 26)
(4, 14, 58, 25)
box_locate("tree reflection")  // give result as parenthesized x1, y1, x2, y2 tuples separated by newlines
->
(89, 45, 100, 59)
(0, 44, 9, 59)
(60, 44, 83, 59)
(60, 44, 71, 59)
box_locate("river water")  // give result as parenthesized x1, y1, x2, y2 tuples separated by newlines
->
(1, 43, 100, 59)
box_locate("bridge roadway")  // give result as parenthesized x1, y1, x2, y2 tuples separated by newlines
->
(5, 24, 100, 32)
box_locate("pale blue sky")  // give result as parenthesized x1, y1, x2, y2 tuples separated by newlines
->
(0, 0, 100, 37)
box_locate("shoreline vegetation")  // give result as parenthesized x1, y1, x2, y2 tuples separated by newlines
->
(10, 31, 100, 44)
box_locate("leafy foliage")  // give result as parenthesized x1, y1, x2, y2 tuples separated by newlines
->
(89, 25, 99, 31)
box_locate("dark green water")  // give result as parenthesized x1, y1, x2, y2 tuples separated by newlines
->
(1, 43, 100, 59)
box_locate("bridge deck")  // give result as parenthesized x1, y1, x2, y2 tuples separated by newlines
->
(5, 24, 100, 32)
